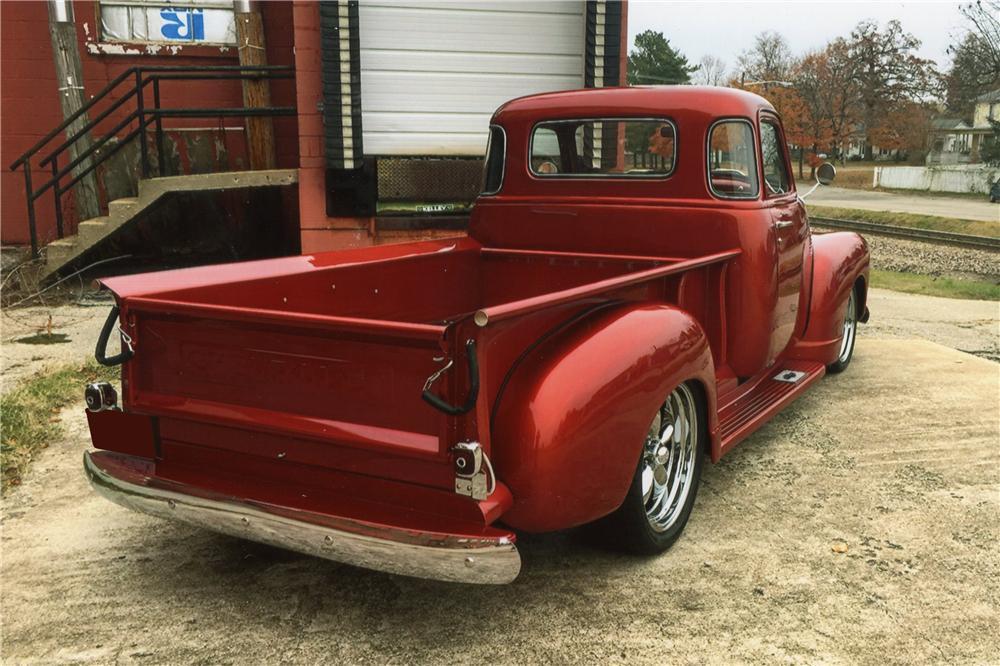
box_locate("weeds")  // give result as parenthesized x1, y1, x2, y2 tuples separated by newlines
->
(1, 361, 115, 493)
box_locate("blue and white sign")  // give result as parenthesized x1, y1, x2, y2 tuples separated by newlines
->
(100, 2, 236, 45)
(159, 8, 206, 41)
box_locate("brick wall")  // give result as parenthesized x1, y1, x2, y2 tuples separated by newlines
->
(293, 1, 368, 254)
(1, 0, 297, 247)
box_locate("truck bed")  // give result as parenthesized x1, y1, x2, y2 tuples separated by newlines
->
(98, 237, 737, 502)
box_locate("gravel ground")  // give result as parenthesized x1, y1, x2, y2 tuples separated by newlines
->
(1, 337, 997, 664)
(814, 226, 1000, 280)
(1, 288, 998, 663)
(1, 292, 115, 392)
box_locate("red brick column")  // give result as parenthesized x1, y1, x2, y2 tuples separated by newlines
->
(293, 1, 369, 254)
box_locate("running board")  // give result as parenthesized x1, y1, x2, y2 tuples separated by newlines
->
(718, 361, 826, 456)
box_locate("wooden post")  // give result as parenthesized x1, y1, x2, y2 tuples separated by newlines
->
(48, 0, 100, 223)
(234, 1, 276, 170)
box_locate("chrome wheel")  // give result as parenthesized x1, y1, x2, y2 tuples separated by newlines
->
(837, 289, 857, 365)
(641, 383, 699, 533)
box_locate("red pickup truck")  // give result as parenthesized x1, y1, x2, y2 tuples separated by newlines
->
(83, 87, 869, 584)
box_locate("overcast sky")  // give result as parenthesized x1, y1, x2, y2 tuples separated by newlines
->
(627, 1, 970, 76)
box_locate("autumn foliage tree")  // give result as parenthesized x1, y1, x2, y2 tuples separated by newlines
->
(867, 102, 934, 160)
(791, 44, 858, 169)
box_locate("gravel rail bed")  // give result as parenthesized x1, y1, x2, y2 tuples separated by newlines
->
(814, 226, 1000, 280)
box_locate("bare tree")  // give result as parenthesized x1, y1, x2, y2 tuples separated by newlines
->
(847, 20, 940, 159)
(694, 55, 728, 86)
(738, 31, 793, 83)
(960, 0, 1000, 77)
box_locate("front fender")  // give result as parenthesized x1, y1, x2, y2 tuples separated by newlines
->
(492, 303, 716, 533)
(790, 231, 870, 365)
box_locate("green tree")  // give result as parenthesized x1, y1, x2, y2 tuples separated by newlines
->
(627, 31, 696, 85)
(945, 33, 1000, 119)
(981, 119, 1000, 166)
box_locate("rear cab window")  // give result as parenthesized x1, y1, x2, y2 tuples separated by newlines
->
(529, 118, 677, 178)
(708, 119, 759, 199)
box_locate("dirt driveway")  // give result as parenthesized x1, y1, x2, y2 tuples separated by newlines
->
(809, 186, 999, 222)
(2, 292, 998, 664)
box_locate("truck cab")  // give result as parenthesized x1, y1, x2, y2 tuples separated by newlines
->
(83, 87, 869, 584)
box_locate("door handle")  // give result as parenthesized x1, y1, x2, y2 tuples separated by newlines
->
(774, 220, 794, 229)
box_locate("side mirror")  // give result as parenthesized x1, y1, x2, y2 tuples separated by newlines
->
(816, 162, 836, 186)
(800, 161, 837, 201)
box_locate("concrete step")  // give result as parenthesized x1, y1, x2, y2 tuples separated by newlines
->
(41, 169, 298, 280)
(44, 238, 77, 270)
(108, 197, 139, 218)
(76, 216, 112, 247)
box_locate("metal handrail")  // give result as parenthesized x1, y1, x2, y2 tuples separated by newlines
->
(9, 65, 295, 256)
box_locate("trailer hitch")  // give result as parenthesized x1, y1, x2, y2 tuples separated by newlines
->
(422, 340, 479, 416)
(95, 305, 134, 367)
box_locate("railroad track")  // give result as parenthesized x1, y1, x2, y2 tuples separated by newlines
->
(810, 216, 1000, 252)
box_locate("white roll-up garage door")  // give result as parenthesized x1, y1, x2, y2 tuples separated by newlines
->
(357, 0, 586, 156)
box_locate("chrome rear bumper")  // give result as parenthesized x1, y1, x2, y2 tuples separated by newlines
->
(84, 451, 520, 584)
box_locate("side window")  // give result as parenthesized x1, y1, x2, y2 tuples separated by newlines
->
(760, 120, 791, 195)
(708, 120, 759, 198)
(530, 127, 561, 175)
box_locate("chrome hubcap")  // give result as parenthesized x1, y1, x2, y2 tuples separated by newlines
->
(641, 383, 698, 533)
(838, 290, 857, 363)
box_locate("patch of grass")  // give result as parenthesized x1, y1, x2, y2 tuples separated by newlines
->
(1, 361, 115, 493)
(808, 205, 1000, 239)
(834, 168, 876, 190)
(871, 269, 1000, 301)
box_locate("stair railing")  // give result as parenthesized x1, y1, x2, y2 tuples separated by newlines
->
(9, 65, 295, 256)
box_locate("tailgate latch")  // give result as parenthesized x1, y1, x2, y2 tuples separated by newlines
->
(453, 441, 494, 501)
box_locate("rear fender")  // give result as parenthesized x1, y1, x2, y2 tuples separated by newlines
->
(791, 231, 870, 365)
(491, 303, 716, 533)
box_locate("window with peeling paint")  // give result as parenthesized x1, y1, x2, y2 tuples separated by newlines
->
(99, 0, 237, 45)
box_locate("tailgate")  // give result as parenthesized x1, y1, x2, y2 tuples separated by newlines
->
(117, 297, 460, 490)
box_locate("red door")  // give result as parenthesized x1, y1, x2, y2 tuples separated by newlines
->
(759, 114, 806, 361)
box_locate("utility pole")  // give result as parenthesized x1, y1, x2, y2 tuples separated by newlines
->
(234, 0, 276, 170)
(48, 0, 100, 222)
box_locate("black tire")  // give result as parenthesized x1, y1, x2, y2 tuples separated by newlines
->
(593, 381, 706, 555)
(826, 285, 859, 374)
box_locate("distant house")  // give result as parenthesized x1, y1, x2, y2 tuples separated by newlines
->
(969, 89, 1000, 160)
(926, 118, 974, 164)
(927, 90, 999, 165)
(843, 123, 901, 162)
